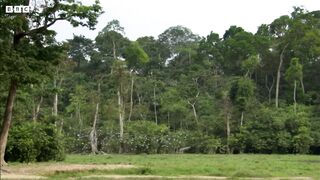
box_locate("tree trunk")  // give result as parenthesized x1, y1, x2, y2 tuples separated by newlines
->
(153, 84, 158, 124)
(240, 111, 244, 127)
(223, 93, 231, 154)
(32, 96, 43, 122)
(294, 80, 297, 114)
(59, 118, 64, 134)
(118, 89, 124, 153)
(112, 40, 116, 60)
(90, 83, 100, 154)
(128, 74, 134, 122)
(226, 113, 231, 154)
(191, 104, 198, 125)
(275, 44, 288, 108)
(265, 74, 274, 104)
(300, 77, 305, 95)
(0, 79, 18, 166)
(53, 78, 63, 117)
(137, 94, 141, 105)
(53, 93, 58, 116)
(78, 104, 82, 132)
(137, 94, 146, 120)
(53, 79, 58, 116)
(188, 101, 199, 126)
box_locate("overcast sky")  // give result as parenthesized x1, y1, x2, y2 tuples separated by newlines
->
(50, 0, 320, 42)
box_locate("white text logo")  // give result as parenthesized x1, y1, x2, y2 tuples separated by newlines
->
(6, 6, 31, 13)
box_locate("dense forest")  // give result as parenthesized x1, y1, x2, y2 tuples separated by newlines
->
(1, 1, 320, 164)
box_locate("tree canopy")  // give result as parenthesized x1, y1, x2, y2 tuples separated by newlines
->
(1, 7, 320, 164)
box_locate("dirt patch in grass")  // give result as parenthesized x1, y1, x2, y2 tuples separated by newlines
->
(1, 163, 135, 179)
(0, 174, 45, 179)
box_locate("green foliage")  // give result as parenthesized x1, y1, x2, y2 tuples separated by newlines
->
(124, 41, 150, 71)
(0, 40, 65, 84)
(241, 55, 261, 77)
(160, 130, 190, 153)
(0, 0, 103, 83)
(0, 0, 103, 164)
(123, 120, 169, 154)
(67, 85, 88, 115)
(6, 122, 65, 163)
(100, 123, 202, 154)
(2, 6, 320, 158)
(197, 32, 224, 69)
(197, 136, 222, 154)
(137, 36, 170, 73)
(235, 105, 314, 154)
(103, 19, 125, 34)
(221, 27, 257, 75)
(158, 25, 200, 55)
(64, 128, 91, 154)
(95, 19, 129, 61)
(67, 35, 94, 68)
(293, 126, 313, 154)
(269, 15, 291, 38)
(285, 58, 303, 82)
(230, 77, 255, 111)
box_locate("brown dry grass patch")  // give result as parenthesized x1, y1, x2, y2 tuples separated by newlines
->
(1, 163, 135, 179)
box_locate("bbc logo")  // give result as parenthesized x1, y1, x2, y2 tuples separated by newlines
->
(6, 6, 31, 13)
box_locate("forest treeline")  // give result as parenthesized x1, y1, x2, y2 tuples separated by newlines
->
(1, 6, 320, 163)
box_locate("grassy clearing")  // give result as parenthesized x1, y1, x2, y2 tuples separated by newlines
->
(3, 154, 320, 179)
(49, 154, 320, 179)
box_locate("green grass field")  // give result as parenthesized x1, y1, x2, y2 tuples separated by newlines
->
(45, 154, 320, 179)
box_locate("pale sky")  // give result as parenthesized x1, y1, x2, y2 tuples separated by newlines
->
(50, 0, 320, 41)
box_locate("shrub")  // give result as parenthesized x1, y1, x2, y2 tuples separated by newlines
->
(236, 105, 314, 154)
(5, 122, 65, 163)
(123, 120, 169, 154)
(161, 130, 191, 153)
(293, 126, 313, 154)
(202, 136, 222, 154)
(64, 128, 91, 154)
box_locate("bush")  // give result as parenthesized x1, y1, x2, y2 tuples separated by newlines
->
(235, 105, 314, 154)
(5, 122, 65, 163)
(202, 136, 222, 154)
(64, 128, 91, 154)
(123, 120, 169, 154)
(293, 126, 313, 154)
(161, 130, 191, 153)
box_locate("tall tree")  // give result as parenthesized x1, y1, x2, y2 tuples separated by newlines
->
(137, 36, 170, 74)
(95, 20, 129, 62)
(241, 55, 261, 78)
(230, 77, 256, 127)
(197, 32, 224, 73)
(111, 60, 129, 153)
(0, 0, 102, 165)
(221, 26, 257, 75)
(285, 58, 303, 113)
(270, 15, 291, 108)
(123, 41, 149, 121)
(90, 82, 101, 154)
(67, 35, 94, 69)
(158, 25, 200, 57)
